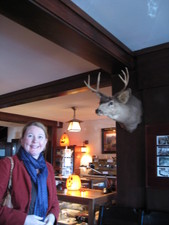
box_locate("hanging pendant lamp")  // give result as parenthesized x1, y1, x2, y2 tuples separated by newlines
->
(67, 107, 82, 132)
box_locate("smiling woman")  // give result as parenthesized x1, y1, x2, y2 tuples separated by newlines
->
(0, 121, 59, 225)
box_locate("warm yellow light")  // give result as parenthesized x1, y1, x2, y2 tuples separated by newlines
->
(81, 141, 89, 153)
(81, 146, 87, 153)
(112, 129, 116, 136)
(60, 133, 70, 146)
(67, 121, 81, 132)
(80, 154, 92, 167)
(66, 175, 81, 190)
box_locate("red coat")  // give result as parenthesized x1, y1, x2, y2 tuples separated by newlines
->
(0, 155, 59, 225)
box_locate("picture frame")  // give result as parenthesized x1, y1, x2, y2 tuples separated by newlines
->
(101, 127, 116, 154)
(146, 123, 169, 189)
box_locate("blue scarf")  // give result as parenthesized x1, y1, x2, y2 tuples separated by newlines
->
(18, 147, 48, 220)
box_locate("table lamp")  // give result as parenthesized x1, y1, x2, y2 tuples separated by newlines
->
(66, 174, 81, 191)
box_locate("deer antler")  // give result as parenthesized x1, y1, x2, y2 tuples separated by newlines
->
(84, 72, 110, 100)
(118, 67, 129, 93)
(84, 72, 101, 93)
(84, 68, 129, 97)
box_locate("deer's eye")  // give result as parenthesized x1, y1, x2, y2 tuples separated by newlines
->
(108, 101, 113, 106)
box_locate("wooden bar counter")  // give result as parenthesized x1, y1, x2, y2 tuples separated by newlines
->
(57, 188, 116, 225)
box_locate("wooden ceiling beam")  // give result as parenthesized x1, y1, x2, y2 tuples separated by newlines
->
(0, 70, 111, 108)
(0, 0, 135, 74)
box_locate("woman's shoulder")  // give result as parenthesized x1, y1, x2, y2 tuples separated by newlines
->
(4, 154, 26, 171)
(0, 156, 11, 169)
(46, 161, 55, 174)
(12, 154, 23, 165)
(46, 161, 53, 169)
(0, 156, 18, 178)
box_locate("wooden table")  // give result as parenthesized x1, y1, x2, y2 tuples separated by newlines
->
(57, 188, 116, 225)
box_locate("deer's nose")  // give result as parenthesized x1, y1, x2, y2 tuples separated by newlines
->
(96, 109, 102, 115)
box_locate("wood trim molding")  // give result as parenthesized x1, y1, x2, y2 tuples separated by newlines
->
(0, 111, 62, 128)
(32, 0, 134, 67)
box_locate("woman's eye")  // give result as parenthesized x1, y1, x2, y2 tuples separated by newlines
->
(27, 134, 33, 138)
(38, 135, 44, 139)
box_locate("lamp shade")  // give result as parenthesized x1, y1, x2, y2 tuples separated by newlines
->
(81, 146, 87, 153)
(68, 121, 81, 132)
(81, 140, 88, 153)
(66, 174, 81, 190)
(67, 107, 82, 132)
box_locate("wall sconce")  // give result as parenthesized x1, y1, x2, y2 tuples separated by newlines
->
(66, 174, 81, 190)
(67, 107, 82, 132)
(81, 140, 89, 153)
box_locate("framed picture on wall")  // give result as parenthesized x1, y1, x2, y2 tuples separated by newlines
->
(102, 127, 116, 154)
(146, 123, 169, 189)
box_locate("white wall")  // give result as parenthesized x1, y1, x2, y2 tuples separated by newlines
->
(7, 126, 23, 142)
(57, 118, 116, 159)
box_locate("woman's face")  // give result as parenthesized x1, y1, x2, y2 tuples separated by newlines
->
(21, 125, 47, 159)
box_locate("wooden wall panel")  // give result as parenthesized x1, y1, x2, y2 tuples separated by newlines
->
(136, 46, 169, 89)
(136, 46, 169, 211)
(116, 106, 145, 208)
(116, 44, 169, 211)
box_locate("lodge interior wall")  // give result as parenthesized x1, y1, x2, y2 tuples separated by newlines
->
(116, 46, 169, 211)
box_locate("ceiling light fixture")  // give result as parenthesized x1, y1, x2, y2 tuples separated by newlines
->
(67, 107, 82, 132)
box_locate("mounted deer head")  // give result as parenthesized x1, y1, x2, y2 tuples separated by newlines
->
(84, 67, 142, 133)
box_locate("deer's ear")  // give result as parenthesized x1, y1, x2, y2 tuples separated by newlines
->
(117, 88, 131, 104)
